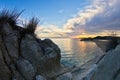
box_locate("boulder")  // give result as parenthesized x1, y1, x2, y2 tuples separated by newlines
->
(0, 11, 62, 80)
(1, 23, 20, 60)
(37, 47, 61, 76)
(21, 34, 43, 66)
(16, 59, 36, 80)
(43, 39, 61, 54)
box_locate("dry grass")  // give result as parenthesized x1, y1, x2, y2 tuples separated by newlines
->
(0, 9, 39, 35)
(0, 9, 23, 26)
(24, 17, 39, 34)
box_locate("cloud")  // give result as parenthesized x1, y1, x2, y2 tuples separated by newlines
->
(34, 0, 120, 38)
(64, 0, 120, 36)
(35, 24, 72, 38)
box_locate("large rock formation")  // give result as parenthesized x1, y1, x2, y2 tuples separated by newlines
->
(0, 10, 61, 80)
(90, 44, 120, 80)
(78, 41, 120, 80)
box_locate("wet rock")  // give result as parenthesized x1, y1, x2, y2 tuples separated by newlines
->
(16, 59, 36, 80)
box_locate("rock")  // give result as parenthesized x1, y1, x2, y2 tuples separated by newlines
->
(44, 47, 57, 58)
(1, 23, 13, 35)
(0, 10, 62, 80)
(89, 44, 120, 80)
(37, 47, 61, 76)
(115, 73, 120, 80)
(36, 75, 46, 80)
(16, 59, 36, 80)
(2, 23, 20, 60)
(21, 34, 43, 66)
(39, 39, 61, 57)
(0, 49, 11, 80)
(56, 72, 73, 80)
(12, 72, 25, 80)
(44, 39, 61, 54)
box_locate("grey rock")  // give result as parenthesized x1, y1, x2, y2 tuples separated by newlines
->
(37, 47, 61, 75)
(1, 23, 13, 35)
(16, 59, 36, 80)
(115, 73, 120, 80)
(90, 44, 120, 80)
(0, 11, 62, 80)
(12, 72, 25, 80)
(21, 34, 43, 66)
(44, 39, 61, 54)
(2, 23, 20, 60)
(44, 47, 57, 58)
(36, 75, 46, 80)
(0, 49, 11, 80)
(56, 72, 73, 80)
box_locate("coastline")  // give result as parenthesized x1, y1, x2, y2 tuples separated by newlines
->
(56, 38, 120, 80)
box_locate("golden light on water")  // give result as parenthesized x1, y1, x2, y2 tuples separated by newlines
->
(72, 34, 97, 38)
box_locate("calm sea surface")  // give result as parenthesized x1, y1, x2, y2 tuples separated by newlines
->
(50, 38, 104, 67)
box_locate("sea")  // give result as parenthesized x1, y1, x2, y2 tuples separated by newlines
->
(48, 38, 104, 67)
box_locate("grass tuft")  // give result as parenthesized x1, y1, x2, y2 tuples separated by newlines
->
(24, 17, 39, 34)
(0, 9, 23, 29)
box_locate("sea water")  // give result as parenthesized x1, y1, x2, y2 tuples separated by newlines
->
(51, 38, 104, 67)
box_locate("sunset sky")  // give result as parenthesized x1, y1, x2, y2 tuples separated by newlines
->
(0, 0, 120, 38)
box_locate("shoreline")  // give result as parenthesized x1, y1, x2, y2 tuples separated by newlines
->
(56, 39, 120, 80)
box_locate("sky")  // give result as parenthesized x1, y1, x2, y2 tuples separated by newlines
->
(0, 0, 120, 38)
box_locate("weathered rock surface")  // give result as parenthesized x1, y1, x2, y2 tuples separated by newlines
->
(21, 34, 43, 66)
(77, 43, 120, 80)
(56, 72, 73, 80)
(0, 20, 61, 79)
(1, 23, 20, 60)
(90, 44, 120, 80)
(16, 59, 36, 80)
(0, 48, 11, 80)
(36, 75, 47, 80)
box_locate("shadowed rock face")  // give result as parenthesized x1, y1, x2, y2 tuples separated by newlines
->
(0, 22, 61, 80)
(94, 39, 118, 52)
(90, 44, 120, 80)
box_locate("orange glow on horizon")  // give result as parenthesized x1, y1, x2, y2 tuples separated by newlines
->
(71, 34, 97, 38)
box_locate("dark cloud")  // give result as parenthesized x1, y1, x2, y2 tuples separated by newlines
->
(86, 0, 120, 32)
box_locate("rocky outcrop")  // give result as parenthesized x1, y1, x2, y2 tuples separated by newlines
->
(78, 43, 120, 80)
(0, 11, 61, 80)
(90, 44, 120, 80)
